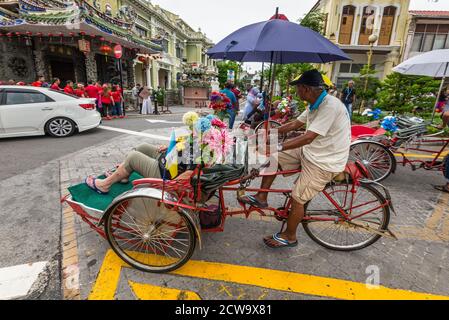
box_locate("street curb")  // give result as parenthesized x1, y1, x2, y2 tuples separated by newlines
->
(60, 177, 81, 300)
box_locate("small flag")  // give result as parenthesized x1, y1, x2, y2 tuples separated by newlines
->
(165, 129, 178, 179)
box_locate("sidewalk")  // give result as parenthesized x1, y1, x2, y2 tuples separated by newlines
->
(124, 105, 211, 118)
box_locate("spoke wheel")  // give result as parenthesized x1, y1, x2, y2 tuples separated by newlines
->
(104, 195, 196, 273)
(303, 183, 390, 251)
(255, 120, 284, 149)
(349, 141, 395, 182)
(45, 118, 75, 137)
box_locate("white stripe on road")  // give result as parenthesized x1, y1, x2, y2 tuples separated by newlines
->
(145, 119, 183, 124)
(0, 261, 48, 300)
(98, 125, 170, 141)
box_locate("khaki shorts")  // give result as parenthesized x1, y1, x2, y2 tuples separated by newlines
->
(277, 148, 338, 205)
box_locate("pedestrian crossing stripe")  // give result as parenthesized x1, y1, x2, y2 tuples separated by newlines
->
(88, 249, 449, 300)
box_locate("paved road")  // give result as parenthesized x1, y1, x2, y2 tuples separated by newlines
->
(0, 111, 189, 299)
(2, 111, 449, 300)
(0, 114, 186, 181)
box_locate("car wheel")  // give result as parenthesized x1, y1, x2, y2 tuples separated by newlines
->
(45, 117, 76, 138)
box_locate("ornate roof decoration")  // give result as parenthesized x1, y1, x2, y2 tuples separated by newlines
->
(0, 0, 161, 51)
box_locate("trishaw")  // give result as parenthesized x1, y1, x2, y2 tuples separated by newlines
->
(64, 144, 396, 273)
(349, 117, 449, 182)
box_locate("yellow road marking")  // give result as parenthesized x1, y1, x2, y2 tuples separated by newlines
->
(89, 250, 125, 300)
(129, 281, 201, 300)
(394, 153, 445, 159)
(89, 250, 449, 300)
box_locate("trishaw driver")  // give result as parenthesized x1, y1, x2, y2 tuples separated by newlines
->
(239, 69, 351, 248)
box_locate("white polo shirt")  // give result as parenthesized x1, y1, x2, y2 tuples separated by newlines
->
(297, 94, 351, 173)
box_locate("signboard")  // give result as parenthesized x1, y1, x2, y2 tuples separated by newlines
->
(78, 39, 91, 53)
(114, 44, 123, 59)
(227, 70, 235, 82)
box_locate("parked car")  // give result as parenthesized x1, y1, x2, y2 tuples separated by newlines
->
(0, 86, 101, 138)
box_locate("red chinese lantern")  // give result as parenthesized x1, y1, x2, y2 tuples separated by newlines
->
(100, 44, 112, 61)
(59, 32, 64, 43)
(138, 56, 146, 63)
(37, 32, 43, 42)
(69, 32, 75, 40)
(26, 31, 32, 36)
(48, 33, 53, 41)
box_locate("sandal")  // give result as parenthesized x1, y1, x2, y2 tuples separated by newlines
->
(238, 195, 268, 208)
(85, 176, 109, 195)
(104, 169, 129, 184)
(263, 233, 298, 249)
(433, 185, 449, 194)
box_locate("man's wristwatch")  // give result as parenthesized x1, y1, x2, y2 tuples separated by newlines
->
(277, 143, 283, 152)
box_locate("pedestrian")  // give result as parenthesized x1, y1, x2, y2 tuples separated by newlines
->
(438, 90, 449, 130)
(111, 86, 123, 118)
(101, 85, 114, 120)
(152, 87, 159, 115)
(132, 83, 141, 112)
(436, 88, 448, 113)
(50, 78, 62, 90)
(243, 87, 261, 124)
(63, 80, 75, 95)
(31, 75, 45, 87)
(220, 81, 238, 129)
(74, 83, 86, 97)
(140, 86, 153, 115)
(340, 80, 356, 118)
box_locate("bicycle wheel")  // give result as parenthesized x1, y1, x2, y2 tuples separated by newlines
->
(303, 183, 390, 251)
(255, 120, 284, 148)
(349, 141, 396, 183)
(104, 191, 196, 273)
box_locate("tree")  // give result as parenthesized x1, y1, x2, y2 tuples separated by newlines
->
(352, 65, 381, 111)
(299, 10, 327, 35)
(376, 72, 441, 113)
(216, 61, 242, 88)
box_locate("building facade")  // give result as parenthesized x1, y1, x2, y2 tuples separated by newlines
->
(309, 0, 411, 88)
(101, 1, 217, 90)
(0, 0, 217, 93)
(403, 10, 449, 61)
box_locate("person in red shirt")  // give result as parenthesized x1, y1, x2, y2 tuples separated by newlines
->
(50, 78, 62, 91)
(74, 83, 86, 98)
(100, 85, 114, 120)
(31, 75, 45, 87)
(111, 86, 123, 118)
(85, 80, 98, 99)
(64, 80, 75, 95)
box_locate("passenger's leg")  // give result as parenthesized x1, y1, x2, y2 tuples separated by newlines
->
(94, 150, 161, 192)
(135, 144, 160, 159)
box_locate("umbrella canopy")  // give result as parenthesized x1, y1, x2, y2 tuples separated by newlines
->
(393, 49, 449, 78)
(393, 49, 449, 122)
(207, 19, 350, 64)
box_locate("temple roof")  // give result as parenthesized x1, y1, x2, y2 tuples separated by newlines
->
(0, 0, 162, 52)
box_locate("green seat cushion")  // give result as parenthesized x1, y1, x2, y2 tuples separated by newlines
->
(68, 172, 143, 212)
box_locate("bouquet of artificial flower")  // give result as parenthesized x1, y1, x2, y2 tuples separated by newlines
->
(380, 116, 398, 137)
(181, 112, 234, 165)
(209, 91, 231, 121)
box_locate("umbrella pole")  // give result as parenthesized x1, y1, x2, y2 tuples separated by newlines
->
(260, 62, 265, 92)
(431, 62, 448, 123)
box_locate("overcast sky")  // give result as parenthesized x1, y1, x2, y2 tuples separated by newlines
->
(151, 0, 449, 71)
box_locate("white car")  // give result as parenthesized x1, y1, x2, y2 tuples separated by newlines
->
(0, 86, 101, 138)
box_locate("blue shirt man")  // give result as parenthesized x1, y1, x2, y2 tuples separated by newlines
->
(220, 82, 238, 129)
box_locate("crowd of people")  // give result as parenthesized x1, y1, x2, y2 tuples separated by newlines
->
(0, 76, 126, 120)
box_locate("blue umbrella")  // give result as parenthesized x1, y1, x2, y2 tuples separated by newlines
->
(207, 18, 350, 64)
